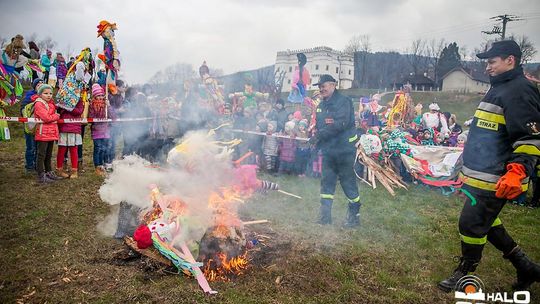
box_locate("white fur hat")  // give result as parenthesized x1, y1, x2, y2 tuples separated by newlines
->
(428, 103, 440, 111)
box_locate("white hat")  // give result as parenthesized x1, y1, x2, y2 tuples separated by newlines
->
(428, 103, 440, 111)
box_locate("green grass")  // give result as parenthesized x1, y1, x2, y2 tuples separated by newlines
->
(1, 93, 539, 303)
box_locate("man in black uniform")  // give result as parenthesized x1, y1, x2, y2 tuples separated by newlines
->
(312, 74, 361, 227)
(438, 40, 540, 292)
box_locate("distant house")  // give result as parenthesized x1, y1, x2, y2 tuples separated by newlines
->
(441, 67, 490, 93)
(275, 46, 354, 92)
(393, 74, 437, 91)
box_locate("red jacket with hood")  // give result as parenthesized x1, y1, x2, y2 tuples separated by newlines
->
(34, 98, 60, 141)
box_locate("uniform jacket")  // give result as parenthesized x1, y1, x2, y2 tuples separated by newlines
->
(461, 66, 540, 195)
(315, 89, 358, 154)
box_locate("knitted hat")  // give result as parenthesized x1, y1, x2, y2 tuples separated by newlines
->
(299, 119, 308, 128)
(284, 121, 296, 133)
(92, 84, 105, 96)
(293, 110, 302, 121)
(32, 78, 43, 90)
(37, 84, 53, 95)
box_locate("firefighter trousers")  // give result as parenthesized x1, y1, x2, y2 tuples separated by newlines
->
(458, 190, 517, 261)
(320, 150, 360, 206)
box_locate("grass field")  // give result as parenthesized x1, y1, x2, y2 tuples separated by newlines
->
(1, 92, 539, 303)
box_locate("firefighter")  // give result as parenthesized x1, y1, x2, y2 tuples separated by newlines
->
(438, 40, 540, 292)
(311, 74, 360, 227)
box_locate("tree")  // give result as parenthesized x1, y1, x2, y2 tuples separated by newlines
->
(509, 34, 537, 64)
(436, 42, 461, 84)
(406, 39, 427, 76)
(148, 62, 195, 86)
(425, 38, 446, 85)
(36, 36, 57, 52)
(346, 34, 371, 88)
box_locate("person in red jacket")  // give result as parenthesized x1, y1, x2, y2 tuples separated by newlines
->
(56, 96, 84, 178)
(34, 84, 60, 183)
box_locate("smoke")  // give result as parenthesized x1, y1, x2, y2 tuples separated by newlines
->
(97, 130, 238, 243)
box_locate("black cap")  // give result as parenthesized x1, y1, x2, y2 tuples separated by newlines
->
(313, 74, 337, 86)
(476, 40, 522, 59)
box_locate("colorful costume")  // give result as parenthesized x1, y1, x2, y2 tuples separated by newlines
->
(56, 48, 92, 111)
(97, 20, 120, 92)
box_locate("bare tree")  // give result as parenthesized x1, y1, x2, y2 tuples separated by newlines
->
(509, 34, 537, 64)
(459, 45, 469, 68)
(37, 36, 57, 52)
(149, 62, 195, 86)
(406, 39, 427, 76)
(425, 38, 446, 84)
(346, 34, 371, 88)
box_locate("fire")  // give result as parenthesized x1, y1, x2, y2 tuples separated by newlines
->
(208, 187, 245, 232)
(203, 252, 249, 281)
(200, 187, 251, 281)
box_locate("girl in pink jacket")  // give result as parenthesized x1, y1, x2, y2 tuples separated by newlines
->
(34, 84, 60, 183)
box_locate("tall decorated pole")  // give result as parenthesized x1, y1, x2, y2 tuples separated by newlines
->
(97, 20, 120, 103)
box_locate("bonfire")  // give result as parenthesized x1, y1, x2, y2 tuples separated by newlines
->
(101, 128, 300, 294)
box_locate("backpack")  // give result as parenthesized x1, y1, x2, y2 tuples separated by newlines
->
(22, 99, 48, 134)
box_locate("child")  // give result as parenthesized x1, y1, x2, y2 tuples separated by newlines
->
(56, 94, 84, 178)
(262, 121, 279, 173)
(279, 121, 297, 174)
(34, 84, 60, 183)
(457, 132, 467, 148)
(89, 84, 110, 176)
(21, 78, 43, 173)
(295, 120, 310, 176)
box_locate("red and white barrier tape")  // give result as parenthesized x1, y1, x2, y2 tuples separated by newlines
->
(0, 116, 155, 124)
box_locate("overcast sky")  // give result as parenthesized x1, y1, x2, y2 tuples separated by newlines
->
(1, 0, 539, 84)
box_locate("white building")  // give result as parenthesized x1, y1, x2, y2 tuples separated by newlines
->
(441, 67, 490, 94)
(275, 46, 354, 92)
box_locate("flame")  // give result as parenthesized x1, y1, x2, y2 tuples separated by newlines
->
(203, 252, 249, 281)
(208, 187, 245, 232)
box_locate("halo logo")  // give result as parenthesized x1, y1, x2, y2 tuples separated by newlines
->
(455, 275, 486, 302)
(454, 275, 531, 304)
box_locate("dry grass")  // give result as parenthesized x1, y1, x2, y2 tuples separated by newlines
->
(1, 94, 539, 303)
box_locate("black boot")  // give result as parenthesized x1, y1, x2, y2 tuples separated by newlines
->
(438, 257, 479, 293)
(504, 246, 540, 290)
(343, 202, 360, 228)
(317, 200, 332, 225)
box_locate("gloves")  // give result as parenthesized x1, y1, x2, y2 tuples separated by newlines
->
(495, 163, 527, 199)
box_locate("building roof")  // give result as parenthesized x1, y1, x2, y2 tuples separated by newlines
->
(442, 67, 490, 83)
(397, 74, 435, 86)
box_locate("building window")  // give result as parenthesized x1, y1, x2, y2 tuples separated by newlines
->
(326, 65, 329, 71)
(315, 64, 319, 70)
(349, 70, 351, 75)
(276, 67, 280, 72)
(289, 66, 292, 72)
(336, 67, 339, 73)
(287, 79, 291, 84)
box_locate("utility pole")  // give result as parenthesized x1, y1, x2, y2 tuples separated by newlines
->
(482, 14, 523, 39)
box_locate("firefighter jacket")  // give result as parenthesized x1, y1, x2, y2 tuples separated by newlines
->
(460, 66, 540, 195)
(315, 89, 358, 154)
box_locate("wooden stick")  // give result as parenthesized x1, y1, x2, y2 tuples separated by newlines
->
(242, 220, 270, 225)
(277, 189, 302, 199)
(123, 236, 173, 266)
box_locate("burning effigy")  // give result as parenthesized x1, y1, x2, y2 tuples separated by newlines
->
(98, 128, 284, 293)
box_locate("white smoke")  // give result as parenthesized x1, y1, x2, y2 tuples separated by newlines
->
(97, 130, 239, 242)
